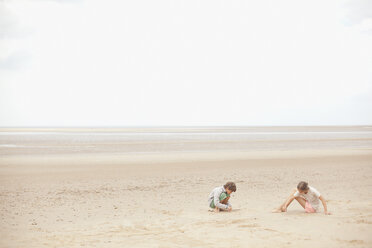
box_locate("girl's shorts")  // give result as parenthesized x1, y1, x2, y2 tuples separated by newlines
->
(305, 201, 316, 213)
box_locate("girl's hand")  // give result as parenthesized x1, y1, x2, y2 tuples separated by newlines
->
(227, 206, 232, 212)
(324, 211, 331, 215)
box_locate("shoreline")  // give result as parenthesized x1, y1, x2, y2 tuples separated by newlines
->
(1, 125, 372, 133)
(1, 148, 371, 168)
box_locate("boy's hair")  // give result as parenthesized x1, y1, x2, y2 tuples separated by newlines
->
(297, 181, 309, 191)
(224, 182, 236, 192)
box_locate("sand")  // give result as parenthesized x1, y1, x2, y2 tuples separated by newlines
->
(1, 148, 372, 248)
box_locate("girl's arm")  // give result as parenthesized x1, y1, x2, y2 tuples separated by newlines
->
(282, 195, 295, 211)
(319, 195, 331, 215)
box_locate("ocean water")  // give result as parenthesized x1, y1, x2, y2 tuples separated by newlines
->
(1, 127, 372, 156)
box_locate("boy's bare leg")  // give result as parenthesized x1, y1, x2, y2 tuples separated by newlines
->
(221, 196, 230, 205)
(215, 197, 230, 212)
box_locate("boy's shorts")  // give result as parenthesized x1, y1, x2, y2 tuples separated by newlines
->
(210, 192, 230, 208)
(305, 201, 316, 213)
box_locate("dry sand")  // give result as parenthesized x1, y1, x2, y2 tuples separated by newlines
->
(1, 149, 372, 248)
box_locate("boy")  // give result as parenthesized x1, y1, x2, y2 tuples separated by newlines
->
(273, 181, 330, 214)
(208, 182, 236, 212)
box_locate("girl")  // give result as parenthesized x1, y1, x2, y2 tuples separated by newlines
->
(273, 181, 330, 215)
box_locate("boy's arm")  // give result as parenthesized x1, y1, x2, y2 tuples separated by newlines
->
(319, 195, 330, 215)
(213, 191, 228, 210)
(226, 201, 232, 212)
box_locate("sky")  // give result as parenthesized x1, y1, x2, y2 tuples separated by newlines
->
(0, 0, 372, 126)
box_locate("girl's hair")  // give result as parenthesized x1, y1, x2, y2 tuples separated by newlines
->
(224, 182, 236, 192)
(297, 181, 309, 191)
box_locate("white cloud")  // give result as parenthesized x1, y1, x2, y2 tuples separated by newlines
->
(0, 0, 371, 126)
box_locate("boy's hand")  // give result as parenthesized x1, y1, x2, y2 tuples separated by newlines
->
(214, 208, 220, 213)
(227, 206, 232, 212)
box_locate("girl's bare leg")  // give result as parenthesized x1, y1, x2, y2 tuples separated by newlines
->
(294, 196, 306, 209)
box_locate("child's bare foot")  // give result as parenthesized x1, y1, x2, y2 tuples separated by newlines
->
(271, 208, 282, 213)
(214, 207, 220, 213)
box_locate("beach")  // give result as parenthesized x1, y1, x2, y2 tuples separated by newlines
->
(1, 127, 372, 247)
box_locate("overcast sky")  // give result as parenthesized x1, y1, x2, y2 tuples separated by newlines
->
(1, 0, 372, 126)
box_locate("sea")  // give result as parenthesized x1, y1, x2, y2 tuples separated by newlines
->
(1, 126, 372, 156)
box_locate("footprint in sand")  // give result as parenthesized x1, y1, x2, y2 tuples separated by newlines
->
(337, 239, 364, 245)
(356, 219, 372, 224)
(238, 224, 260, 228)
